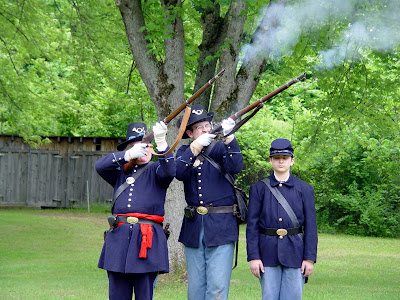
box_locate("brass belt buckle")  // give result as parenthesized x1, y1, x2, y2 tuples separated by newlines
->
(127, 216, 139, 224)
(276, 228, 288, 236)
(196, 206, 208, 215)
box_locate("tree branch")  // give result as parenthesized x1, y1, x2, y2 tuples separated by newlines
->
(116, 0, 161, 102)
(117, 0, 185, 119)
(193, 1, 224, 109)
(160, 0, 185, 117)
(234, 0, 288, 114)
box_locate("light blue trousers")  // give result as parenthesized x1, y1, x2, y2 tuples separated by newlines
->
(184, 221, 235, 300)
(260, 266, 305, 300)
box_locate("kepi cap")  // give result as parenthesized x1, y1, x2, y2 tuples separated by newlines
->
(117, 122, 147, 151)
(269, 138, 294, 157)
(177, 104, 214, 139)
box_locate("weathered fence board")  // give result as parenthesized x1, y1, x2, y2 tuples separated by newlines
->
(0, 135, 123, 208)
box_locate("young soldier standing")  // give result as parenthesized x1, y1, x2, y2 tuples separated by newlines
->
(176, 104, 243, 300)
(95, 121, 175, 300)
(246, 138, 318, 300)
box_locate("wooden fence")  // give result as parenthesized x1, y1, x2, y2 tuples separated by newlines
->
(0, 135, 124, 208)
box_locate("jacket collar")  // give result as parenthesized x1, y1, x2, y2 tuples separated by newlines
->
(269, 173, 294, 187)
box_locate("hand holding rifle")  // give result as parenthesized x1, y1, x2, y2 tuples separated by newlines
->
(221, 117, 236, 143)
(123, 69, 226, 173)
(153, 121, 168, 151)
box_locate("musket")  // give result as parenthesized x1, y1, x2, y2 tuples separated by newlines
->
(211, 72, 306, 135)
(123, 68, 226, 173)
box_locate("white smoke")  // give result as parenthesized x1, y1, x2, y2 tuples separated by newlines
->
(242, 0, 400, 69)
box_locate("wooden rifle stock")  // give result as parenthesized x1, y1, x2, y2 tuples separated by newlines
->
(211, 72, 306, 134)
(163, 68, 226, 124)
(123, 68, 226, 173)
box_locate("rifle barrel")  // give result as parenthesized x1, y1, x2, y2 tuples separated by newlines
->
(211, 72, 306, 134)
(231, 73, 306, 120)
(123, 68, 226, 173)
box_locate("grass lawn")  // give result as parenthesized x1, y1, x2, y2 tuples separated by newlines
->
(0, 208, 399, 299)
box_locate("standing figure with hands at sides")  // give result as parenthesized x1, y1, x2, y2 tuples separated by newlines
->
(246, 139, 318, 300)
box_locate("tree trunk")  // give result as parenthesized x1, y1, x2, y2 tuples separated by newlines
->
(116, 0, 188, 272)
(164, 175, 186, 271)
(116, 0, 288, 272)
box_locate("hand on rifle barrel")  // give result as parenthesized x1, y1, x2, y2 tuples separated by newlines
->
(221, 118, 235, 135)
(221, 118, 236, 143)
(153, 121, 168, 151)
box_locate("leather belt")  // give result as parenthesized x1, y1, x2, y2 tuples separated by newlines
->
(260, 226, 303, 236)
(112, 215, 162, 227)
(191, 205, 236, 215)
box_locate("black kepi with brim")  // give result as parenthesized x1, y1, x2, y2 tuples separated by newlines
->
(117, 122, 147, 151)
(178, 104, 214, 139)
(269, 138, 294, 157)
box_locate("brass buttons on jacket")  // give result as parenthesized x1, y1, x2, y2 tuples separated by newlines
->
(126, 177, 135, 184)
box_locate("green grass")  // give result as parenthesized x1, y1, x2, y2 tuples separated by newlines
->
(0, 208, 399, 299)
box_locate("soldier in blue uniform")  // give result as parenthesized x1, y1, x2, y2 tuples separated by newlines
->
(175, 104, 244, 300)
(95, 121, 175, 300)
(246, 138, 318, 300)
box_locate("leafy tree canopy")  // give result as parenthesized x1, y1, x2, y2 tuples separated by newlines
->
(1, 0, 399, 236)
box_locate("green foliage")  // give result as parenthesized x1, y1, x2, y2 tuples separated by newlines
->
(290, 47, 400, 237)
(305, 127, 400, 238)
(0, 0, 157, 142)
(318, 182, 398, 237)
(236, 45, 400, 237)
(1, 0, 400, 237)
(141, 0, 170, 57)
(235, 107, 292, 190)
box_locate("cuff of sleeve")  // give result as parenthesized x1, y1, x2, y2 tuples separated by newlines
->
(247, 256, 261, 262)
(123, 150, 131, 161)
(190, 141, 203, 156)
(224, 135, 234, 144)
(305, 259, 315, 263)
(225, 136, 240, 150)
(156, 143, 168, 152)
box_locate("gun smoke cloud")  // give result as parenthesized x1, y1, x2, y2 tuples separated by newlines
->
(241, 0, 400, 69)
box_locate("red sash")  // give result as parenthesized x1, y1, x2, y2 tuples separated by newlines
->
(115, 213, 164, 258)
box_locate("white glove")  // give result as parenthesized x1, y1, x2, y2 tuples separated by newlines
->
(124, 143, 147, 161)
(153, 121, 167, 144)
(221, 118, 235, 136)
(195, 133, 216, 147)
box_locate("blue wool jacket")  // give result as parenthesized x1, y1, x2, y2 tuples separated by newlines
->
(96, 147, 175, 274)
(246, 174, 318, 268)
(176, 138, 243, 248)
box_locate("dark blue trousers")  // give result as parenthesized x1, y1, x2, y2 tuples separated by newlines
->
(107, 271, 158, 300)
